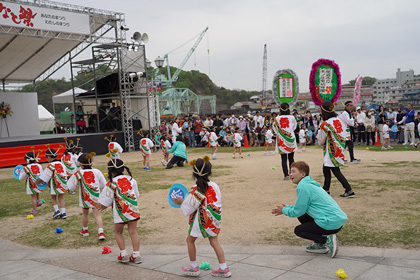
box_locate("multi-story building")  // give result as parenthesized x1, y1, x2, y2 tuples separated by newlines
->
(373, 69, 417, 104)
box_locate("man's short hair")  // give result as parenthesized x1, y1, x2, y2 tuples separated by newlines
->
(345, 101, 353, 106)
(291, 161, 310, 176)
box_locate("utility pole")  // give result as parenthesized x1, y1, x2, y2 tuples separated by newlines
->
(262, 44, 267, 107)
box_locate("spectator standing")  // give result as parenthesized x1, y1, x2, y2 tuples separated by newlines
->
(186, 119, 196, 147)
(365, 109, 376, 146)
(253, 112, 264, 129)
(172, 117, 183, 143)
(213, 114, 224, 134)
(159, 121, 168, 135)
(355, 106, 366, 144)
(387, 108, 397, 140)
(396, 107, 405, 144)
(193, 116, 203, 146)
(376, 105, 386, 144)
(223, 114, 231, 129)
(402, 104, 415, 145)
(339, 101, 360, 163)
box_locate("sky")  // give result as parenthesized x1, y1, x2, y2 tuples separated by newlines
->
(57, 0, 420, 92)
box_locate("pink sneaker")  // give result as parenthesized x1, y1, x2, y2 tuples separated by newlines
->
(211, 267, 231, 277)
(36, 200, 43, 207)
(181, 265, 200, 277)
(30, 209, 38, 215)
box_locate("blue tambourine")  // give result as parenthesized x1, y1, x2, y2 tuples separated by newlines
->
(184, 122, 189, 128)
(13, 165, 24, 179)
(391, 125, 398, 133)
(35, 175, 48, 190)
(307, 130, 313, 137)
(168, 183, 189, 208)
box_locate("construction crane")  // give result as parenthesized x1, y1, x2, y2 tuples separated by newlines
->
(261, 44, 267, 107)
(158, 27, 209, 89)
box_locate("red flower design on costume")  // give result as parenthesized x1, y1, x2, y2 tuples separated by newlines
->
(279, 118, 290, 129)
(30, 165, 40, 174)
(64, 154, 71, 162)
(83, 171, 96, 184)
(205, 187, 217, 204)
(109, 143, 114, 149)
(326, 86, 332, 94)
(333, 120, 343, 133)
(118, 178, 132, 193)
(54, 163, 64, 173)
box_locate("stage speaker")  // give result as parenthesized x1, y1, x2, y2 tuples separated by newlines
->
(133, 119, 143, 131)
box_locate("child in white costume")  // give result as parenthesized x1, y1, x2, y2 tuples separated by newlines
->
(173, 157, 231, 278)
(160, 135, 172, 166)
(209, 128, 218, 159)
(61, 138, 77, 177)
(19, 149, 44, 215)
(98, 156, 141, 264)
(140, 134, 154, 171)
(36, 145, 69, 219)
(105, 134, 123, 159)
(263, 126, 275, 155)
(382, 120, 392, 150)
(232, 129, 243, 158)
(298, 124, 307, 153)
(68, 152, 107, 240)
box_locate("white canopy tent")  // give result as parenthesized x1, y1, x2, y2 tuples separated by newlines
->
(52, 87, 87, 117)
(38, 105, 55, 134)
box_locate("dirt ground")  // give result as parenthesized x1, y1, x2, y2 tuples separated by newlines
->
(0, 147, 417, 247)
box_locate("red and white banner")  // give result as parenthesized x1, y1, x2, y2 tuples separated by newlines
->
(353, 75, 363, 105)
(0, 1, 90, 35)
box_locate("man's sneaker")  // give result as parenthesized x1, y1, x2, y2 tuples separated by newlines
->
(402, 143, 408, 146)
(387, 146, 393, 149)
(61, 213, 67, 219)
(36, 200, 43, 207)
(305, 243, 329, 254)
(52, 210, 61, 219)
(415, 144, 418, 149)
(284, 176, 290, 180)
(117, 254, 129, 263)
(30, 209, 38, 215)
(350, 159, 361, 163)
(129, 254, 142, 264)
(98, 232, 106, 240)
(326, 234, 338, 258)
(181, 265, 200, 277)
(178, 161, 184, 167)
(340, 190, 355, 198)
(80, 229, 89, 237)
(165, 164, 173, 169)
(211, 267, 232, 277)
(381, 146, 387, 150)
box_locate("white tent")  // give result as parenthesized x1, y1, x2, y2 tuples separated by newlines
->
(52, 87, 86, 104)
(38, 105, 55, 134)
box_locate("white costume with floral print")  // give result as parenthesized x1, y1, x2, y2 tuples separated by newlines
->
(140, 137, 154, 156)
(316, 117, 347, 167)
(233, 133, 242, 147)
(108, 142, 123, 159)
(209, 132, 218, 147)
(181, 181, 222, 238)
(273, 115, 297, 154)
(61, 153, 77, 176)
(265, 129, 274, 144)
(39, 161, 69, 195)
(99, 175, 140, 223)
(19, 163, 44, 195)
(160, 139, 171, 155)
(68, 169, 107, 208)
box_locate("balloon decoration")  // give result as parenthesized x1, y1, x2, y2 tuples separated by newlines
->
(309, 59, 341, 106)
(353, 75, 363, 105)
(272, 69, 299, 106)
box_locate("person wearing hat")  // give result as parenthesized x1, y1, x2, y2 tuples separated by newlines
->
(355, 106, 366, 145)
(365, 109, 376, 146)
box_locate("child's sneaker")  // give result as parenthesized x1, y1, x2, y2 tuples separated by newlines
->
(143, 166, 147, 170)
(98, 232, 106, 240)
(381, 146, 387, 150)
(61, 213, 67, 219)
(144, 167, 151, 171)
(263, 152, 267, 156)
(80, 229, 89, 237)
(211, 267, 231, 277)
(305, 243, 329, 254)
(388, 146, 393, 149)
(239, 155, 243, 158)
(181, 265, 200, 277)
(36, 200, 43, 207)
(161, 159, 166, 166)
(232, 155, 235, 159)
(326, 234, 339, 258)
(298, 149, 302, 153)
(52, 210, 61, 219)
(30, 209, 38, 215)
(270, 151, 275, 155)
(129, 254, 142, 264)
(117, 254, 129, 263)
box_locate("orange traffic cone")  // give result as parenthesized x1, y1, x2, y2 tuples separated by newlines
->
(207, 141, 210, 148)
(244, 133, 250, 147)
(374, 130, 381, 146)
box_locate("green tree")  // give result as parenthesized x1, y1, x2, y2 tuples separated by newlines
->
(344, 76, 376, 86)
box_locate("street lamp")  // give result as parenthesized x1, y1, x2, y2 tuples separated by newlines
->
(154, 56, 164, 68)
(146, 59, 151, 69)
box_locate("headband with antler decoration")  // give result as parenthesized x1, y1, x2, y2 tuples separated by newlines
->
(106, 149, 124, 168)
(104, 134, 116, 142)
(189, 156, 211, 177)
(80, 152, 96, 166)
(45, 144, 63, 157)
(137, 129, 144, 137)
(74, 138, 81, 148)
(63, 137, 74, 150)
(26, 146, 42, 162)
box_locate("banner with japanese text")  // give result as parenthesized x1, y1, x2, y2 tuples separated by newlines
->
(0, 1, 90, 35)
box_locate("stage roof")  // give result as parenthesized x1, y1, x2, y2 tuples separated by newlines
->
(0, 0, 125, 83)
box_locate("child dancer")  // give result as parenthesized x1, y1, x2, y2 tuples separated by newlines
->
(61, 138, 76, 177)
(271, 161, 347, 258)
(298, 124, 307, 153)
(232, 128, 243, 159)
(105, 135, 123, 159)
(68, 153, 106, 240)
(140, 133, 154, 171)
(382, 119, 393, 150)
(160, 135, 172, 166)
(36, 145, 69, 218)
(209, 128, 218, 159)
(98, 154, 141, 263)
(173, 157, 231, 277)
(72, 139, 83, 171)
(263, 126, 274, 155)
(19, 148, 44, 215)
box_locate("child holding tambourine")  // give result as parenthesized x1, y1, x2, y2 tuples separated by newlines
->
(172, 156, 231, 278)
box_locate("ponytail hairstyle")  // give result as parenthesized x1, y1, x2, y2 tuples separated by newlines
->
(320, 102, 338, 121)
(189, 156, 212, 194)
(78, 152, 95, 169)
(106, 152, 133, 181)
(279, 103, 290, 115)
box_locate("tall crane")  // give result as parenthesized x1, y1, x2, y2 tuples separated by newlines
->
(261, 44, 267, 107)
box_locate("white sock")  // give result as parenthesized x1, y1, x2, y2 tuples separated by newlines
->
(220, 263, 227, 270)
(133, 251, 140, 258)
(98, 228, 104, 234)
(53, 205, 59, 212)
(83, 227, 88, 231)
(60, 208, 66, 214)
(190, 261, 198, 268)
(120, 249, 128, 256)
(214, 153, 216, 157)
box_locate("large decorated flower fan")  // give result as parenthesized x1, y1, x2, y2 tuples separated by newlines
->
(309, 59, 341, 106)
(353, 75, 363, 105)
(272, 69, 299, 106)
